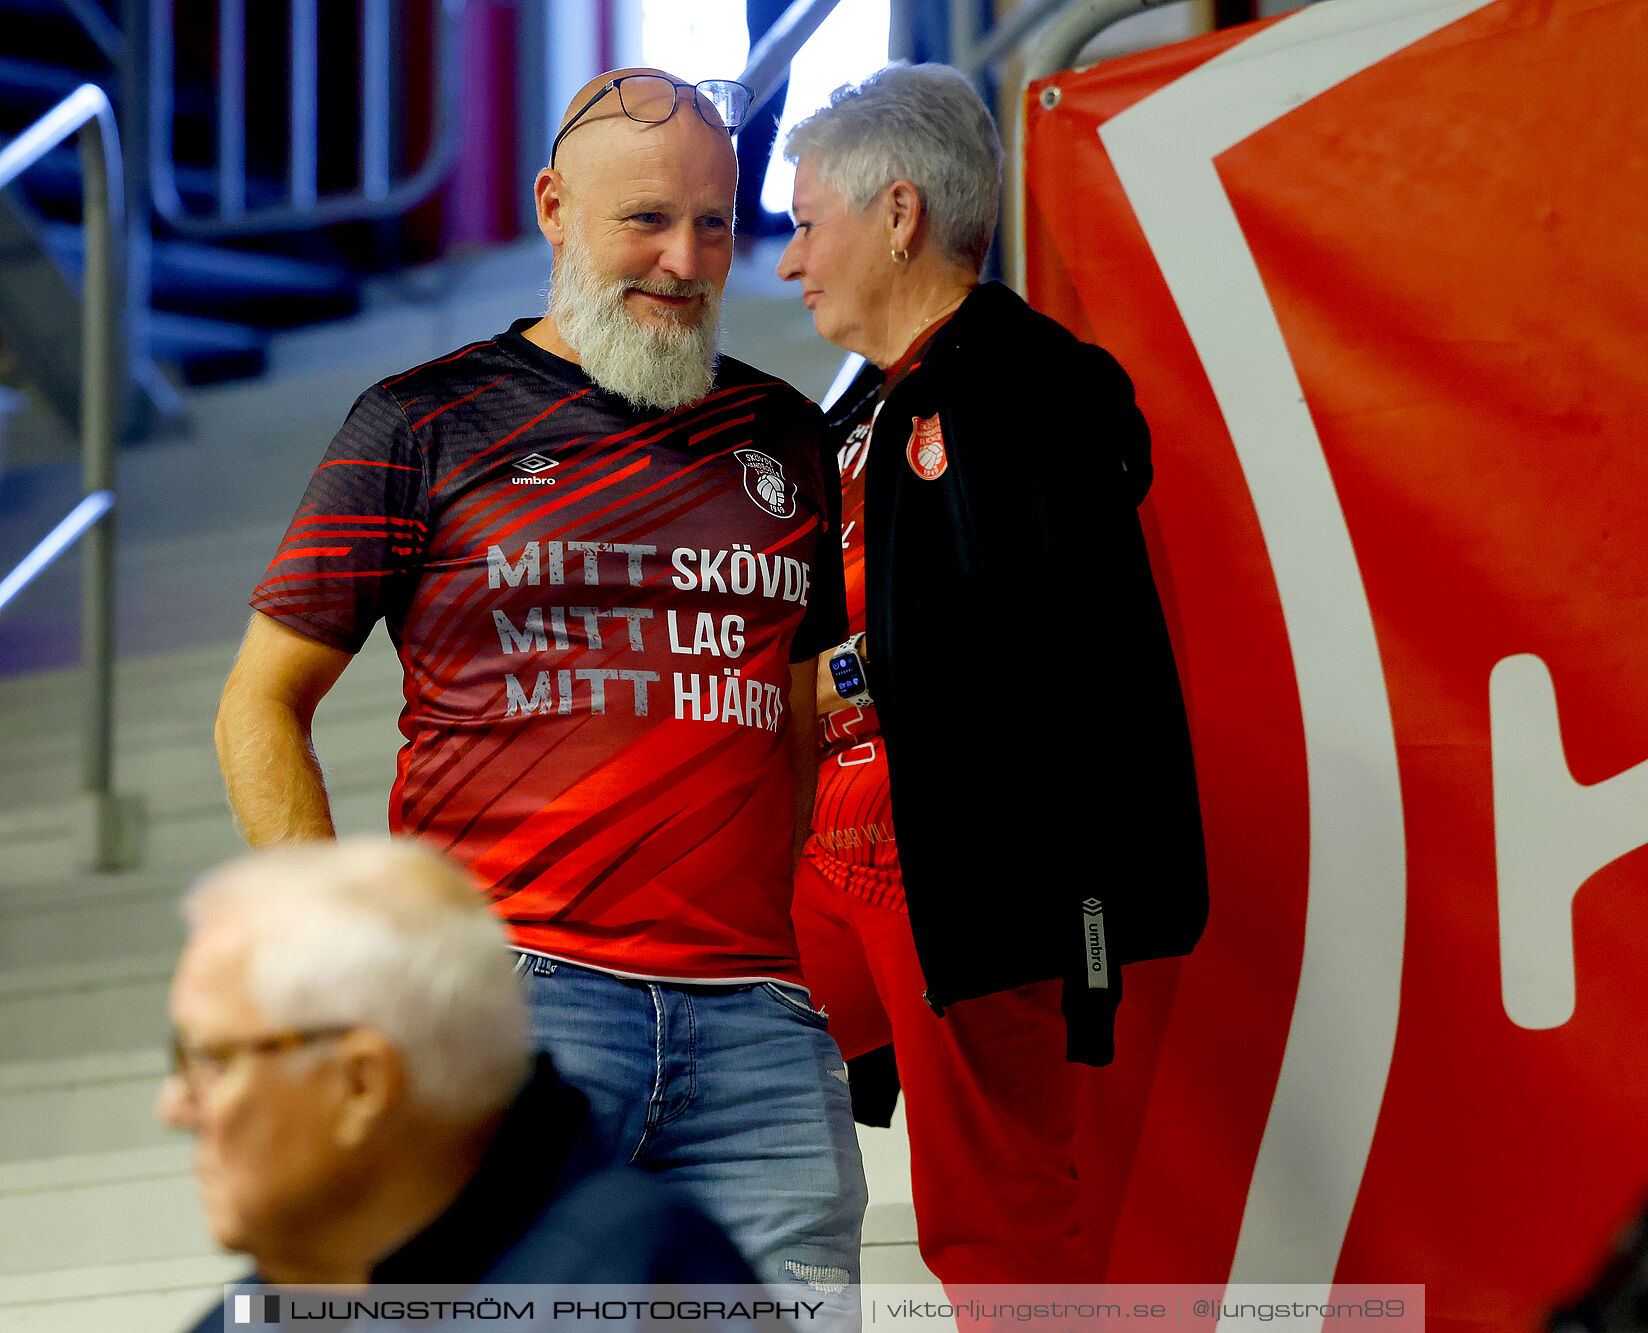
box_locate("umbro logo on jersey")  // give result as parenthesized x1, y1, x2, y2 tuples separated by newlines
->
(735, 448, 796, 518)
(511, 452, 559, 486)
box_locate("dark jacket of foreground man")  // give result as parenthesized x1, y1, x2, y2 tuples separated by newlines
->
(184, 1058, 759, 1332)
(833, 281, 1209, 1066)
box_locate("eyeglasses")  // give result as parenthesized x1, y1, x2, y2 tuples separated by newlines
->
(169, 1024, 355, 1095)
(550, 75, 752, 168)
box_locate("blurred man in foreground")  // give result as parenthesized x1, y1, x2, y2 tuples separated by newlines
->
(160, 838, 760, 1332)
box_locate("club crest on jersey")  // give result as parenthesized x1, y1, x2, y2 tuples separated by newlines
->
(906, 414, 947, 480)
(735, 448, 795, 518)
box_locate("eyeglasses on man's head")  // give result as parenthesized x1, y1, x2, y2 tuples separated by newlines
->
(550, 75, 752, 169)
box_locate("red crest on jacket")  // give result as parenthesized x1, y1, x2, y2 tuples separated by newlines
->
(905, 415, 947, 480)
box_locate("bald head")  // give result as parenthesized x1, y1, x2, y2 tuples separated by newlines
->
(551, 67, 737, 179)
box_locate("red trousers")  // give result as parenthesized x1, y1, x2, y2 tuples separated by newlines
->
(792, 858, 1099, 1283)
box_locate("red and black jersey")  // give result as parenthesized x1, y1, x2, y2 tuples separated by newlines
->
(805, 385, 904, 912)
(252, 320, 845, 983)
(802, 324, 961, 916)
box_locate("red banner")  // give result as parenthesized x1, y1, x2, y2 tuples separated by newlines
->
(1026, 2, 1648, 1328)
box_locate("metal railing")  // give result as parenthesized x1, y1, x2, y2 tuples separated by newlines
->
(1003, 0, 1183, 293)
(742, 0, 846, 118)
(147, 0, 465, 236)
(0, 82, 141, 871)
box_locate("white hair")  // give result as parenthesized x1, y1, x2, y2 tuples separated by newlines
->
(183, 837, 531, 1122)
(784, 63, 1003, 270)
(549, 215, 722, 412)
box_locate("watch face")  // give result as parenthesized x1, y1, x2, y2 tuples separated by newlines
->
(829, 653, 865, 696)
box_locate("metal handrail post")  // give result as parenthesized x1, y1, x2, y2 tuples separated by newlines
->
(949, 0, 979, 74)
(0, 83, 134, 870)
(1005, 0, 1177, 293)
(77, 106, 127, 869)
(121, 0, 159, 422)
(958, 0, 1090, 77)
(740, 0, 844, 119)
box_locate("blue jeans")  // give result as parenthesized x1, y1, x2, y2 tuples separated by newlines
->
(517, 955, 867, 1291)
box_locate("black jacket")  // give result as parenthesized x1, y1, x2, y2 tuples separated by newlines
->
(834, 282, 1208, 1065)
(186, 1059, 756, 1331)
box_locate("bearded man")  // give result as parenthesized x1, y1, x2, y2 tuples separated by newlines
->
(213, 68, 864, 1291)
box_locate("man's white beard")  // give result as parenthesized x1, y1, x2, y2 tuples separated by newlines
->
(549, 225, 722, 412)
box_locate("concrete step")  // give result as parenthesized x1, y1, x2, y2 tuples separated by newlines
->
(0, 641, 235, 734)
(0, 873, 185, 971)
(0, 1147, 928, 1265)
(0, 1050, 170, 1162)
(0, 1152, 928, 1291)
(860, 1202, 937, 1284)
(0, 634, 405, 823)
(0, 955, 174, 1064)
(0, 632, 403, 726)
(0, 800, 236, 891)
(0, 782, 393, 959)
(0, 1254, 241, 1333)
(0, 1222, 927, 1331)
(0, 1144, 211, 1277)
(0, 710, 401, 829)
(0, 652, 405, 759)
(0, 713, 398, 966)
(0, 1217, 926, 1331)
(0, 762, 395, 888)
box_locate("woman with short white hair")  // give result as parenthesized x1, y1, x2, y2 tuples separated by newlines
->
(777, 63, 1208, 1285)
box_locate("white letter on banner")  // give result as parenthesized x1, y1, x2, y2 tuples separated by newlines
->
(1490, 652, 1648, 1030)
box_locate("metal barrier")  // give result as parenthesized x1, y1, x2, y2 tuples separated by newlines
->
(0, 83, 143, 871)
(995, 0, 1183, 293)
(147, 0, 465, 236)
(741, 0, 844, 117)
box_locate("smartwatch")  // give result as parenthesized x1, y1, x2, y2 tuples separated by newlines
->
(828, 633, 873, 708)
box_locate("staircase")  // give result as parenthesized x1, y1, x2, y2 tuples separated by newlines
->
(0, 0, 372, 434)
(0, 632, 408, 1331)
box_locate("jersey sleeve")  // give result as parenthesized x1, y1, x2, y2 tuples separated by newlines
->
(788, 401, 848, 662)
(249, 385, 429, 652)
